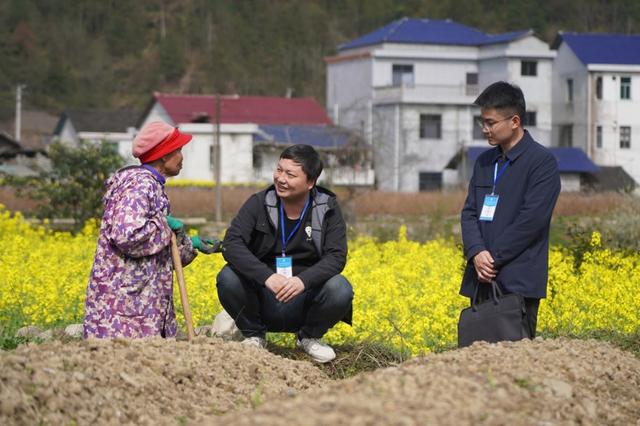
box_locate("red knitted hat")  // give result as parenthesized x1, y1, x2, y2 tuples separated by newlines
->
(132, 121, 192, 164)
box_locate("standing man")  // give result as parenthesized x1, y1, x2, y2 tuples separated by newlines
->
(217, 144, 353, 363)
(460, 81, 560, 338)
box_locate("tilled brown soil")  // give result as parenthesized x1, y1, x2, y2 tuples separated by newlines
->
(1, 337, 639, 426)
(219, 338, 640, 426)
(0, 337, 328, 425)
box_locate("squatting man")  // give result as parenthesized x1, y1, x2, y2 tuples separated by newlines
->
(216, 144, 353, 363)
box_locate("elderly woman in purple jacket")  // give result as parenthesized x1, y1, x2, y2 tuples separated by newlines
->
(83, 121, 219, 339)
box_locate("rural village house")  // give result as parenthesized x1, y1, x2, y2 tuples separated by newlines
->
(326, 18, 607, 192)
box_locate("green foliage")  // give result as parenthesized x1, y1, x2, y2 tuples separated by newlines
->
(564, 200, 640, 266)
(1, 0, 640, 111)
(10, 141, 124, 231)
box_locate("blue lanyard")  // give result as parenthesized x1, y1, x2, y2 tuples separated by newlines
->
(280, 196, 311, 256)
(492, 160, 510, 194)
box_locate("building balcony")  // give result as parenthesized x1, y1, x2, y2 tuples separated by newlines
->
(373, 84, 479, 105)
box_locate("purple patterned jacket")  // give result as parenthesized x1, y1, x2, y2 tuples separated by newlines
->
(83, 166, 196, 338)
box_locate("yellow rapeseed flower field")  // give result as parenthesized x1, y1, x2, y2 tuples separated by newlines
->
(0, 205, 638, 354)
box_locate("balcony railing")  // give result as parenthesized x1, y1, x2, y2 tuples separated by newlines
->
(373, 84, 479, 104)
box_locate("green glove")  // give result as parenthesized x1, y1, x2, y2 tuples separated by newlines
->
(191, 236, 222, 254)
(166, 214, 184, 231)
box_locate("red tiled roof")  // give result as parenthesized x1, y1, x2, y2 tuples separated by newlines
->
(153, 93, 332, 125)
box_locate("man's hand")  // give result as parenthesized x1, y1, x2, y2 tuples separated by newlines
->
(276, 277, 305, 303)
(265, 274, 288, 294)
(473, 250, 497, 283)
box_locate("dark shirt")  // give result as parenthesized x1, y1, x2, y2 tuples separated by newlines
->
(262, 203, 320, 275)
(460, 130, 561, 299)
(222, 185, 347, 289)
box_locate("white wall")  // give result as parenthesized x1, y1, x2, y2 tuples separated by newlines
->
(554, 43, 640, 185)
(551, 44, 589, 151)
(591, 72, 640, 184)
(560, 174, 581, 192)
(176, 123, 257, 183)
(327, 34, 556, 192)
(56, 120, 79, 146)
(480, 36, 555, 146)
(327, 57, 373, 131)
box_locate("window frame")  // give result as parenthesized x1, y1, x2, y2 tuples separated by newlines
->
(596, 125, 603, 149)
(521, 60, 538, 76)
(620, 76, 631, 100)
(418, 172, 442, 191)
(620, 126, 631, 149)
(472, 115, 484, 140)
(209, 145, 216, 170)
(392, 64, 414, 87)
(595, 76, 603, 100)
(560, 124, 573, 147)
(523, 111, 537, 127)
(419, 114, 442, 139)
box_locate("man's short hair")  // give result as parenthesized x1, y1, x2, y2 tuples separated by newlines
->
(474, 81, 526, 122)
(280, 144, 324, 182)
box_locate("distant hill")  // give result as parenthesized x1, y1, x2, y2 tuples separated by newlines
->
(1, 0, 638, 119)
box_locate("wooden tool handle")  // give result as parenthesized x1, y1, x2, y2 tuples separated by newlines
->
(170, 233, 195, 341)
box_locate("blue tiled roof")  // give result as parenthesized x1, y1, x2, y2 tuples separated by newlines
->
(254, 125, 351, 149)
(339, 18, 530, 51)
(467, 146, 599, 173)
(555, 32, 640, 65)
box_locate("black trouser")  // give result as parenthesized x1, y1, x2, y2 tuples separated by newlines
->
(473, 283, 540, 338)
(217, 265, 353, 339)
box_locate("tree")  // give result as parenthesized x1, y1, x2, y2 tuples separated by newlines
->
(11, 140, 124, 231)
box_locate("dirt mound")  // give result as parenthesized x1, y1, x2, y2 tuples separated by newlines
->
(217, 338, 640, 426)
(1, 338, 639, 425)
(0, 337, 328, 425)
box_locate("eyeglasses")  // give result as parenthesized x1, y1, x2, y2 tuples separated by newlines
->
(475, 115, 514, 130)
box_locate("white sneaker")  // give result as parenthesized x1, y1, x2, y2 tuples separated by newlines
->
(297, 338, 336, 363)
(241, 336, 266, 349)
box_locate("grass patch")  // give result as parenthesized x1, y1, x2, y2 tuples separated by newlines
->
(269, 340, 409, 380)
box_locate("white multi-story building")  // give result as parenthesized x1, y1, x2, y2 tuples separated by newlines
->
(326, 18, 555, 191)
(551, 32, 640, 188)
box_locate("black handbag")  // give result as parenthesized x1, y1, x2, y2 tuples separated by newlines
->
(457, 280, 530, 348)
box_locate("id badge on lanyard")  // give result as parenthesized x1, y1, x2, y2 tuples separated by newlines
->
(480, 160, 509, 222)
(276, 256, 293, 278)
(276, 197, 311, 277)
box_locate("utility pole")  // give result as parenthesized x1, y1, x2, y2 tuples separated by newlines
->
(214, 94, 222, 222)
(15, 84, 25, 142)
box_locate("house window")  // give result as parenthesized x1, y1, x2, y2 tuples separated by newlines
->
(596, 125, 603, 149)
(596, 76, 603, 100)
(620, 77, 631, 99)
(419, 172, 442, 191)
(472, 115, 484, 140)
(523, 111, 537, 127)
(419, 114, 441, 139)
(209, 145, 215, 170)
(521, 61, 537, 76)
(560, 125, 573, 147)
(392, 64, 414, 86)
(466, 73, 479, 95)
(252, 149, 262, 169)
(566, 79, 574, 102)
(620, 126, 631, 149)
